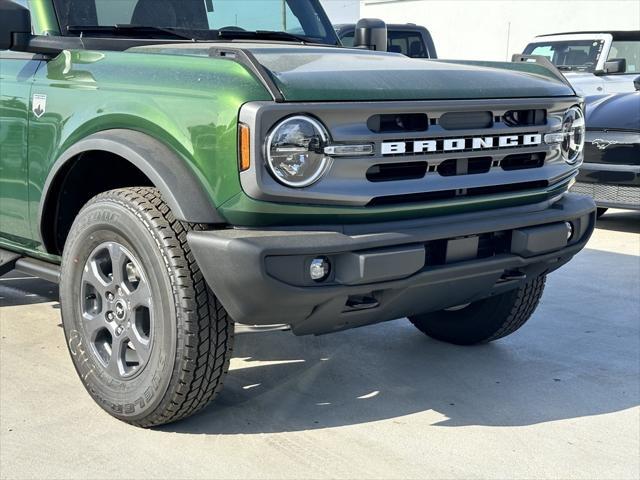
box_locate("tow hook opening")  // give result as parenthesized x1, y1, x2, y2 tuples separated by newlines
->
(498, 270, 527, 283)
(344, 294, 380, 312)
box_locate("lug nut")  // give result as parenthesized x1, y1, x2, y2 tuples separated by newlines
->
(106, 292, 114, 301)
(106, 311, 114, 321)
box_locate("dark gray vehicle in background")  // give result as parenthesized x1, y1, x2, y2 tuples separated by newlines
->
(571, 91, 640, 217)
(335, 22, 437, 58)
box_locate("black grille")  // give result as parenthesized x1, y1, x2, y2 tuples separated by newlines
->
(439, 111, 493, 130)
(367, 113, 429, 133)
(503, 109, 547, 127)
(366, 162, 428, 182)
(437, 157, 492, 176)
(501, 152, 546, 171)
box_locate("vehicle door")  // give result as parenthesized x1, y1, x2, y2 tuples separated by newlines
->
(0, 0, 43, 244)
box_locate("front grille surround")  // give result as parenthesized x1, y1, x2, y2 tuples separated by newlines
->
(239, 97, 581, 207)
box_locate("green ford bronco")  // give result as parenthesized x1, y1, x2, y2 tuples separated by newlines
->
(0, 0, 595, 427)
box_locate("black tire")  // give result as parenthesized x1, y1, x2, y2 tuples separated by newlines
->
(596, 207, 608, 218)
(408, 275, 546, 345)
(60, 187, 233, 427)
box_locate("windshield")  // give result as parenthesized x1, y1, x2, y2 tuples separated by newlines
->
(523, 40, 605, 72)
(52, 0, 338, 45)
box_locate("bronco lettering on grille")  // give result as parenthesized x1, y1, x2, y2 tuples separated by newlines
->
(381, 134, 542, 155)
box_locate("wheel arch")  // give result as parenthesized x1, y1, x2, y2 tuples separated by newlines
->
(39, 129, 225, 254)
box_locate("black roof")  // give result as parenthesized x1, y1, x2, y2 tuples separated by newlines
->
(536, 31, 640, 41)
(334, 23, 424, 31)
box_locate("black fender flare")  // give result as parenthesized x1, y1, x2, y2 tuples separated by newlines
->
(39, 129, 225, 240)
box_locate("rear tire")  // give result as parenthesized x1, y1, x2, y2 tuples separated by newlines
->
(408, 275, 546, 345)
(596, 207, 608, 218)
(60, 187, 233, 427)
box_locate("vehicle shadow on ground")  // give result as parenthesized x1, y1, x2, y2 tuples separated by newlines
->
(0, 273, 59, 308)
(595, 210, 640, 234)
(160, 246, 640, 436)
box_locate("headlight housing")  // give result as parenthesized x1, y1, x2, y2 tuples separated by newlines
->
(560, 106, 585, 164)
(266, 116, 332, 187)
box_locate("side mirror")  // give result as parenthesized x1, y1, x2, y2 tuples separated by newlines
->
(0, 0, 31, 50)
(634, 76, 640, 91)
(603, 58, 626, 74)
(353, 18, 387, 52)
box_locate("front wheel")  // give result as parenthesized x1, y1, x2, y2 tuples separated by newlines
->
(408, 276, 546, 345)
(60, 187, 233, 427)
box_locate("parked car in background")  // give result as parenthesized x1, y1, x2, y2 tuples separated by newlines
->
(335, 23, 437, 58)
(523, 31, 640, 95)
(571, 91, 640, 217)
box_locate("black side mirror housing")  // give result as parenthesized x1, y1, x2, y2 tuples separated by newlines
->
(0, 0, 31, 50)
(634, 75, 640, 91)
(353, 18, 387, 52)
(603, 58, 626, 74)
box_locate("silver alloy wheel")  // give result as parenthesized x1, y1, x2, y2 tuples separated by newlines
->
(80, 242, 153, 380)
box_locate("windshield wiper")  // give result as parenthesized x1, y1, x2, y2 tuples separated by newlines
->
(217, 29, 310, 43)
(67, 25, 194, 40)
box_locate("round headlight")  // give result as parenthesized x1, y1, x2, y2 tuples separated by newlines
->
(561, 106, 585, 164)
(266, 116, 332, 187)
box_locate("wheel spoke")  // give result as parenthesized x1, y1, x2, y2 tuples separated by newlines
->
(82, 260, 110, 298)
(82, 311, 110, 338)
(106, 335, 125, 377)
(128, 281, 151, 309)
(108, 243, 128, 287)
(128, 331, 151, 363)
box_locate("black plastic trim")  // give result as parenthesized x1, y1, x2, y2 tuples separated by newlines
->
(209, 47, 285, 103)
(39, 129, 224, 247)
(188, 193, 595, 334)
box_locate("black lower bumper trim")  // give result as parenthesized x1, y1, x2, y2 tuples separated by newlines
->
(188, 193, 595, 335)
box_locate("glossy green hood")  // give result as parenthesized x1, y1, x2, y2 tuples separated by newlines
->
(134, 43, 575, 102)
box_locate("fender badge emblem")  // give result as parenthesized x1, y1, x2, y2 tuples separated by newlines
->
(32, 94, 47, 118)
(592, 139, 619, 150)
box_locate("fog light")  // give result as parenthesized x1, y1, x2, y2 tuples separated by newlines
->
(310, 257, 331, 282)
(565, 221, 574, 241)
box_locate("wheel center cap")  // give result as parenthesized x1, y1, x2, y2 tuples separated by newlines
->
(115, 300, 127, 321)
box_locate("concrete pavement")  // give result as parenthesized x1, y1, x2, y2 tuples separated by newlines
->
(1, 209, 639, 480)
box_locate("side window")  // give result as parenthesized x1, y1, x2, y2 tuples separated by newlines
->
(340, 31, 354, 47)
(608, 41, 640, 74)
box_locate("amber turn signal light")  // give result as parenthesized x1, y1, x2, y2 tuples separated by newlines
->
(239, 123, 251, 172)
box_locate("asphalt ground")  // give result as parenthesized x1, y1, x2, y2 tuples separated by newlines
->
(1, 209, 638, 480)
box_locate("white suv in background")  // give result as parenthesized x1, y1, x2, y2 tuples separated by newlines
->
(523, 31, 639, 96)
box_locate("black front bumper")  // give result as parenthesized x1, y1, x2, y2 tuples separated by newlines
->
(188, 193, 595, 335)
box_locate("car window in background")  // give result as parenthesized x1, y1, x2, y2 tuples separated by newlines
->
(388, 31, 427, 58)
(340, 31, 354, 47)
(524, 40, 605, 72)
(608, 40, 640, 74)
